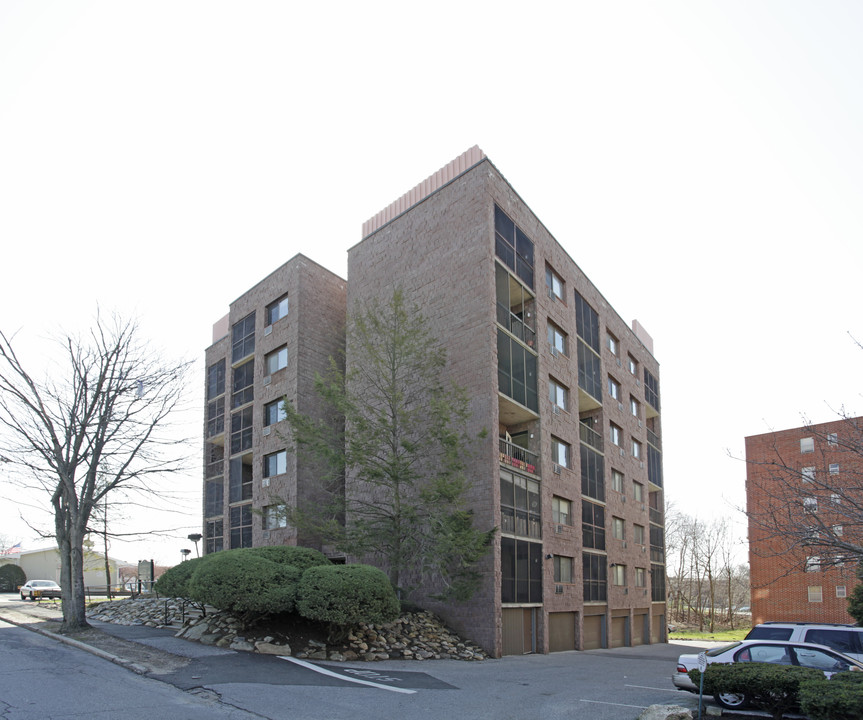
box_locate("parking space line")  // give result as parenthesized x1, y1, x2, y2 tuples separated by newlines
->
(579, 699, 649, 709)
(624, 684, 686, 693)
(278, 657, 418, 694)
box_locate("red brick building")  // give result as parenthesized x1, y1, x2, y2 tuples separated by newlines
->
(746, 417, 863, 625)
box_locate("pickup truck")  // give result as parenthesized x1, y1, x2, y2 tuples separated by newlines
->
(20, 580, 62, 600)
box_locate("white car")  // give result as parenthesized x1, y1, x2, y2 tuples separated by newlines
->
(673, 638, 863, 710)
(19, 580, 62, 600)
(746, 621, 863, 663)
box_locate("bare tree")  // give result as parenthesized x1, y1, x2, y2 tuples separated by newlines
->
(0, 316, 191, 630)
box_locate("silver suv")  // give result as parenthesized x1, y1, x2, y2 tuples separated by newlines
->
(746, 622, 863, 663)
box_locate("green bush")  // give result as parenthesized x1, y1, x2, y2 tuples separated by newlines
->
(799, 673, 863, 720)
(296, 564, 400, 628)
(187, 550, 302, 625)
(154, 556, 209, 599)
(240, 545, 331, 572)
(0, 564, 26, 592)
(692, 662, 822, 720)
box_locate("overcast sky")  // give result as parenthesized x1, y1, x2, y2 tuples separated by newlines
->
(1, 1, 861, 567)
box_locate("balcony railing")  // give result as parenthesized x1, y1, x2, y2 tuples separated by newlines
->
(649, 507, 664, 526)
(647, 428, 660, 449)
(499, 438, 538, 475)
(496, 303, 536, 349)
(579, 423, 604, 452)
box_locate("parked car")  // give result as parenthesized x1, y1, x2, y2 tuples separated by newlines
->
(19, 580, 62, 600)
(673, 638, 863, 710)
(746, 621, 863, 663)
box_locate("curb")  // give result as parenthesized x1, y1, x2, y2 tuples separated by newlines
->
(0, 611, 150, 675)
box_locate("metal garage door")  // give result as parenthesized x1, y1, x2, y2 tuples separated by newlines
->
(502, 608, 535, 655)
(651, 613, 665, 643)
(583, 615, 604, 650)
(611, 616, 627, 647)
(549, 612, 576, 652)
(632, 614, 646, 646)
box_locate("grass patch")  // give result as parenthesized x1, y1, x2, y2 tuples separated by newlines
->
(669, 627, 748, 642)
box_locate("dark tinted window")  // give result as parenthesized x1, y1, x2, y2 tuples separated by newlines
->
(804, 629, 861, 655)
(746, 626, 793, 641)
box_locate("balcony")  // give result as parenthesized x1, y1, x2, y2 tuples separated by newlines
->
(647, 428, 660, 449)
(649, 506, 664, 526)
(496, 302, 536, 349)
(579, 422, 604, 453)
(499, 437, 539, 475)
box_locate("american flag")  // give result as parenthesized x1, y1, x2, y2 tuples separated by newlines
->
(1, 542, 21, 555)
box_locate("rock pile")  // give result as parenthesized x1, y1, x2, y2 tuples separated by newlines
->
(87, 597, 488, 662)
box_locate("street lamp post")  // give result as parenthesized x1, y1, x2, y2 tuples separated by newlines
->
(187, 533, 202, 557)
(180, 548, 191, 561)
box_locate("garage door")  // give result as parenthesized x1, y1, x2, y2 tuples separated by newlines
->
(651, 614, 665, 643)
(549, 612, 576, 652)
(632, 614, 646, 646)
(502, 608, 535, 655)
(583, 615, 603, 650)
(611, 616, 627, 647)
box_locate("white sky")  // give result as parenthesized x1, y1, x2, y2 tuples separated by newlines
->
(1, 1, 861, 567)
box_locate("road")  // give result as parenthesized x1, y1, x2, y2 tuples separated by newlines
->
(0, 595, 712, 719)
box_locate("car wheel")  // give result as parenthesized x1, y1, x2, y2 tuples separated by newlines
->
(20, 593, 27, 601)
(714, 692, 748, 710)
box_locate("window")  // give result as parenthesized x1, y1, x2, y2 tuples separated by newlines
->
(231, 312, 256, 362)
(205, 479, 223, 517)
(607, 333, 619, 356)
(630, 396, 640, 418)
(264, 450, 287, 478)
(207, 398, 225, 437)
(828, 432, 838, 447)
(497, 330, 538, 412)
(801, 466, 815, 483)
(263, 504, 288, 530)
(808, 585, 823, 603)
(574, 293, 600, 353)
(611, 469, 624, 493)
(553, 555, 573, 583)
(644, 368, 660, 413)
(552, 496, 572, 526)
(207, 360, 226, 400)
(229, 504, 252, 549)
(583, 553, 607, 602)
(831, 493, 842, 504)
(800, 437, 814, 453)
(264, 399, 286, 426)
(833, 524, 844, 537)
(548, 322, 568, 356)
(230, 406, 253, 454)
(232, 360, 254, 408)
(501, 537, 543, 603)
(829, 463, 839, 475)
(803, 496, 818, 513)
(635, 567, 646, 587)
(805, 556, 821, 573)
(545, 266, 564, 301)
(265, 346, 288, 375)
(266, 295, 289, 326)
(228, 458, 252, 502)
(494, 205, 534, 289)
(610, 423, 622, 447)
(205, 442, 224, 479)
(500, 470, 541, 539)
(612, 564, 626, 586)
(612, 516, 625, 541)
(548, 377, 569, 411)
(837, 585, 847, 598)
(633, 481, 643, 502)
(607, 376, 620, 401)
(581, 445, 605, 500)
(551, 436, 571, 469)
(628, 355, 638, 375)
(631, 438, 642, 459)
(582, 501, 605, 550)
(205, 519, 223, 554)
(634, 524, 645, 545)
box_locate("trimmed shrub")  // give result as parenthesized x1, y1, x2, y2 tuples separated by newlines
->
(296, 564, 400, 628)
(799, 673, 863, 720)
(154, 556, 209, 599)
(692, 662, 822, 720)
(240, 546, 331, 572)
(0, 564, 26, 592)
(187, 550, 302, 625)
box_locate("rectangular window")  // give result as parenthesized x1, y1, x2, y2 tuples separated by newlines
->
(264, 399, 286, 426)
(265, 346, 288, 375)
(205, 442, 224, 479)
(547, 322, 568, 356)
(574, 292, 600, 353)
(801, 437, 815, 453)
(552, 496, 572, 526)
(610, 423, 622, 447)
(829, 463, 839, 475)
(827, 433, 838, 447)
(264, 450, 287, 478)
(634, 524, 645, 545)
(808, 585, 823, 603)
(651, 563, 666, 601)
(612, 564, 626, 586)
(495, 263, 536, 346)
(231, 312, 255, 363)
(232, 360, 254, 408)
(644, 368, 660, 413)
(205, 519, 223, 554)
(551, 436, 571, 469)
(263, 504, 288, 530)
(607, 376, 620, 401)
(802, 466, 815, 483)
(205, 479, 223, 517)
(497, 329, 539, 412)
(266, 295, 289, 326)
(611, 469, 624, 493)
(628, 355, 638, 375)
(495, 205, 535, 289)
(229, 504, 252, 549)
(803, 496, 818, 513)
(805, 556, 821, 572)
(633, 481, 644, 502)
(635, 567, 646, 587)
(630, 396, 640, 418)
(548, 377, 569, 411)
(230, 406, 253, 454)
(581, 445, 605, 501)
(833, 524, 844, 537)
(837, 585, 847, 598)
(207, 398, 225, 437)
(207, 359, 226, 400)
(501, 536, 543, 603)
(607, 333, 619, 356)
(229, 458, 253, 502)
(631, 438, 642, 459)
(553, 555, 573, 583)
(612, 516, 625, 541)
(545, 266, 564, 301)
(583, 553, 607, 602)
(582, 500, 606, 550)
(500, 470, 541, 539)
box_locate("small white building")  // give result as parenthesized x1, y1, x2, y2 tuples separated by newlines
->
(0, 546, 127, 588)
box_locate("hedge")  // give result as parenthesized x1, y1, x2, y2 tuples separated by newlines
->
(237, 545, 331, 572)
(799, 672, 863, 720)
(153, 556, 209, 599)
(296, 564, 400, 628)
(0, 564, 26, 592)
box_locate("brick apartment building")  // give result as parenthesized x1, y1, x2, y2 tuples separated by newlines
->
(203, 147, 667, 657)
(746, 417, 863, 625)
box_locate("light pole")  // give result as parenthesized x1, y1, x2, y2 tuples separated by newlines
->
(187, 533, 202, 557)
(180, 548, 191, 562)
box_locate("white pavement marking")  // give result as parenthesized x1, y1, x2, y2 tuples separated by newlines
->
(278, 656, 418, 694)
(579, 699, 649, 709)
(625, 684, 686, 693)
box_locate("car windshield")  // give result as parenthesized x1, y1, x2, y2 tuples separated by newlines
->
(707, 642, 741, 657)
